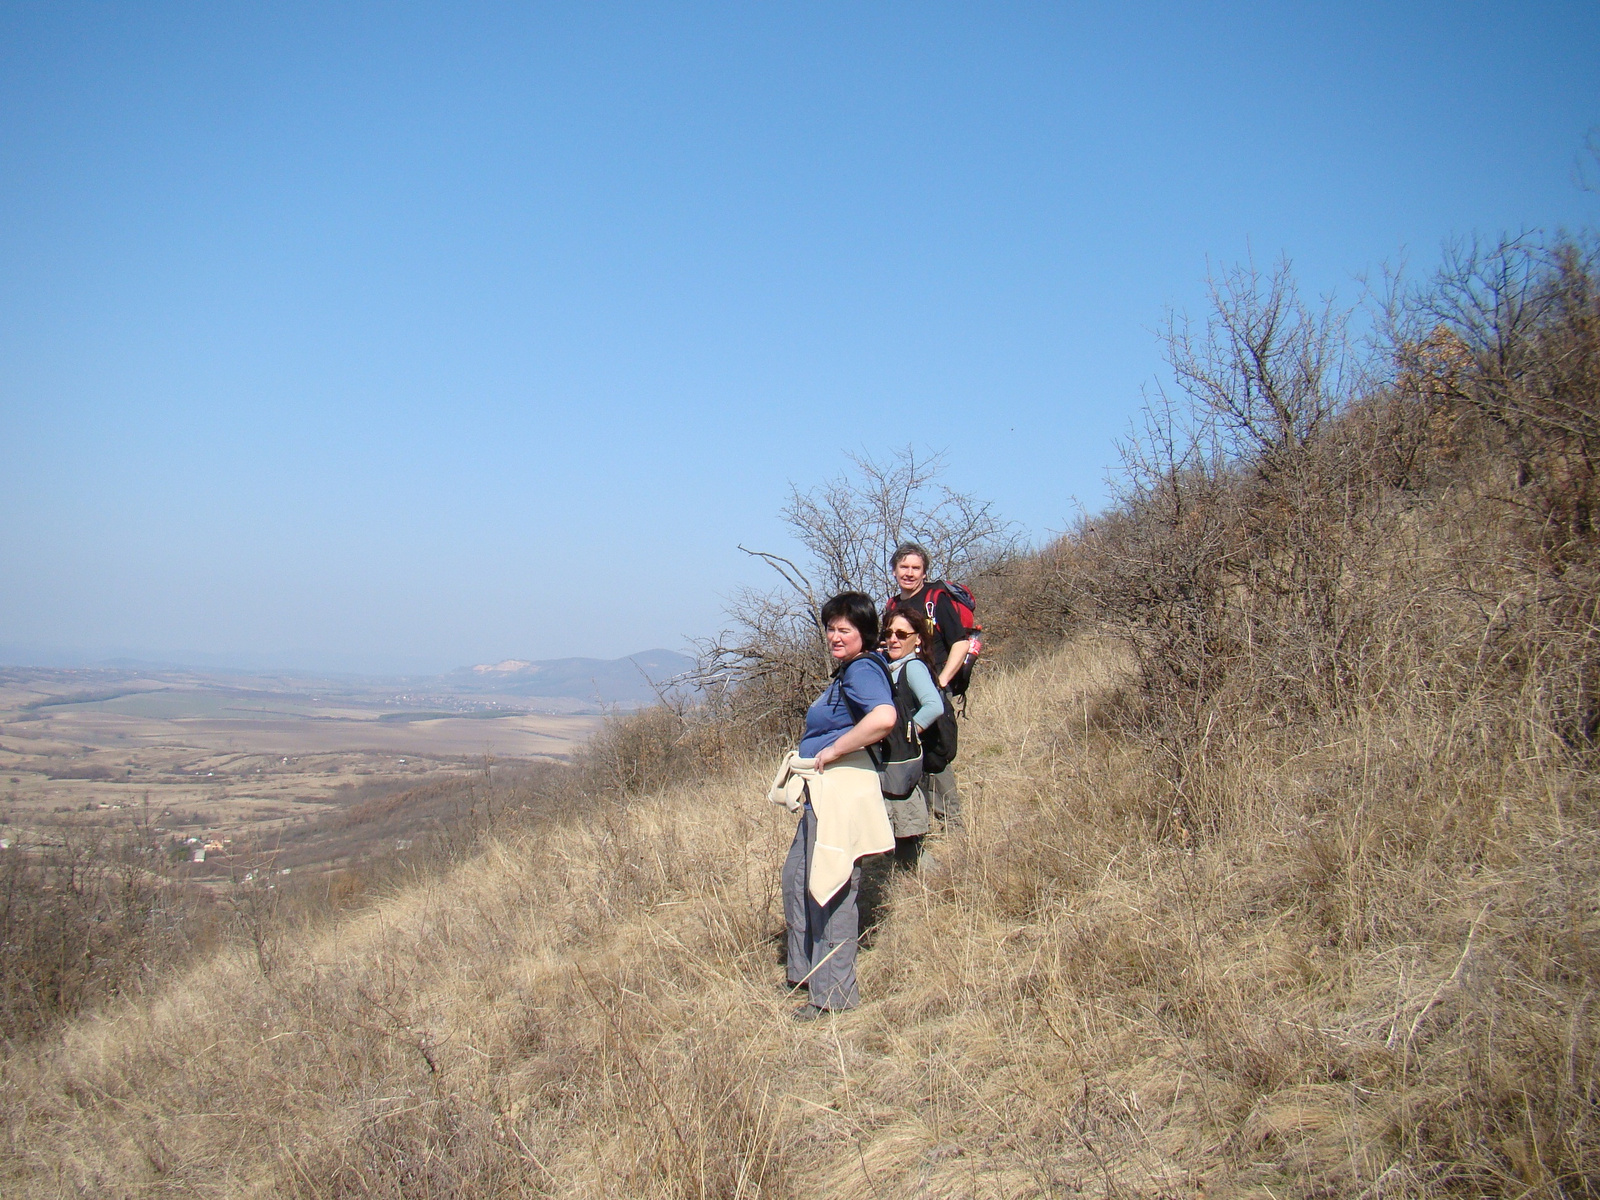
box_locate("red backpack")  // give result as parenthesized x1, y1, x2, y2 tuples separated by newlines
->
(929, 581, 982, 695)
(890, 580, 982, 696)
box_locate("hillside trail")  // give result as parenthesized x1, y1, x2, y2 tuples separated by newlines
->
(2, 636, 1592, 1198)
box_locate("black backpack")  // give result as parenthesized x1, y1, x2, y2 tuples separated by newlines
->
(920, 687, 959, 774)
(885, 654, 959, 775)
(839, 653, 924, 799)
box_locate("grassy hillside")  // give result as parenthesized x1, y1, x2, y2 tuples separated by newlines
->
(1, 632, 1592, 1197)
(5, 235, 1596, 1197)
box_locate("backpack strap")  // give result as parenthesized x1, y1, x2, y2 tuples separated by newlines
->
(837, 653, 895, 722)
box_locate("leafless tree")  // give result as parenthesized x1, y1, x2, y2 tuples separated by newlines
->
(1165, 258, 1353, 468)
(691, 447, 1019, 740)
(782, 447, 1018, 595)
(1082, 258, 1388, 755)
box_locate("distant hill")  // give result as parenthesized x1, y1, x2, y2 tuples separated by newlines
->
(447, 649, 696, 705)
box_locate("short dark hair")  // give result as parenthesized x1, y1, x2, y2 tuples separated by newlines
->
(819, 591, 880, 658)
(891, 542, 931, 571)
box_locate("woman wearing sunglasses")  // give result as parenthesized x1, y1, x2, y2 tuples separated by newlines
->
(880, 603, 946, 869)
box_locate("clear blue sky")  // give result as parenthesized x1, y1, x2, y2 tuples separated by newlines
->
(2, 2, 1596, 674)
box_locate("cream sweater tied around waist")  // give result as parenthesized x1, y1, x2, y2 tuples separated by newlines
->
(768, 748, 894, 905)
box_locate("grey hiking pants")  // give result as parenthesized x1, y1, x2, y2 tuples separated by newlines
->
(782, 799, 861, 1011)
(925, 766, 962, 829)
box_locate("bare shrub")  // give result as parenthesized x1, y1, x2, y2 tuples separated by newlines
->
(1064, 239, 1600, 793)
(0, 817, 203, 1041)
(1091, 260, 1398, 743)
(781, 445, 1019, 596)
(579, 704, 700, 798)
(1397, 235, 1600, 746)
(968, 521, 1094, 664)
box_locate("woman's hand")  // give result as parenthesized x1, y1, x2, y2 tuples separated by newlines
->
(813, 704, 896, 768)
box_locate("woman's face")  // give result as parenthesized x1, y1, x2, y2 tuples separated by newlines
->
(883, 616, 920, 662)
(825, 616, 864, 661)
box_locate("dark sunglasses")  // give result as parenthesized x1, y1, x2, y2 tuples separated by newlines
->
(884, 628, 918, 641)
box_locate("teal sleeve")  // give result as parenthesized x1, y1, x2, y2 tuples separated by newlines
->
(903, 659, 943, 731)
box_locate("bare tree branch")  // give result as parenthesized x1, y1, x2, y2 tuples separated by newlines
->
(691, 447, 1019, 740)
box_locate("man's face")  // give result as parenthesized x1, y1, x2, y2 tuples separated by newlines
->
(894, 554, 927, 595)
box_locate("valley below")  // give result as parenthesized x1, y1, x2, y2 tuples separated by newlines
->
(0, 657, 664, 885)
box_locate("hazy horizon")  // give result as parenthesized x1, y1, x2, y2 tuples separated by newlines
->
(0, 642, 693, 680)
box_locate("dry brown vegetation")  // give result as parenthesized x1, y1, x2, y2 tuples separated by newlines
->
(3, 638, 1590, 1197)
(0, 818, 209, 1043)
(2, 234, 1597, 1197)
(0, 761, 581, 1046)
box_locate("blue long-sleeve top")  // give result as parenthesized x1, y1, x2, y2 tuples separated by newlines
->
(888, 655, 943, 731)
(799, 656, 895, 758)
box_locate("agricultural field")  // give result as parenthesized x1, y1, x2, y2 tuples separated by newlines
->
(0, 665, 601, 878)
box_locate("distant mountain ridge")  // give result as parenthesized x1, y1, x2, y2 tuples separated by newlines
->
(448, 649, 695, 705)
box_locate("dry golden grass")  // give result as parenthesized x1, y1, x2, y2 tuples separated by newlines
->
(2, 638, 1595, 1198)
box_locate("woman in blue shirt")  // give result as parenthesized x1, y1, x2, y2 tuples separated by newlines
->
(782, 591, 896, 1018)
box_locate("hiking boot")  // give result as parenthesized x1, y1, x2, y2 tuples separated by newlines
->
(791, 1003, 830, 1022)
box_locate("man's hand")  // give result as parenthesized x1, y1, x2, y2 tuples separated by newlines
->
(938, 639, 971, 689)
